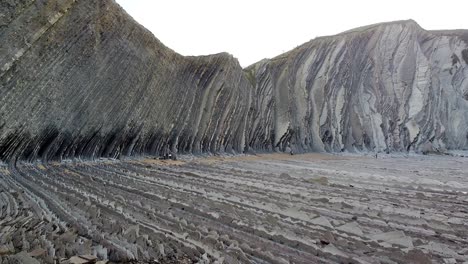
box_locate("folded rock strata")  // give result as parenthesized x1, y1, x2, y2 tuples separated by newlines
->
(245, 21, 468, 153)
(0, 0, 467, 162)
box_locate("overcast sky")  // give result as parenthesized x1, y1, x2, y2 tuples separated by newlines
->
(116, 0, 467, 67)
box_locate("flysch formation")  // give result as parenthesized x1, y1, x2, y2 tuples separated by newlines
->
(1, 0, 468, 263)
(0, 0, 467, 162)
(1, 154, 467, 263)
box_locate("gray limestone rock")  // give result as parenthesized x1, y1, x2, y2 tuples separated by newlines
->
(371, 230, 413, 248)
(5, 252, 40, 264)
(246, 20, 468, 154)
(337, 222, 364, 236)
(0, 1, 467, 162)
(0, 0, 251, 161)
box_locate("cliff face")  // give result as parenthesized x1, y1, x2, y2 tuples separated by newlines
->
(246, 21, 468, 153)
(0, 1, 467, 162)
(0, 0, 251, 161)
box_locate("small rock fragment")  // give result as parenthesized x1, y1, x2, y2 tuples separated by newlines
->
(404, 249, 432, 264)
(311, 216, 334, 229)
(279, 173, 293, 180)
(28, 248, 46, 257)
(305, 176, 329, 185)
(371, 231, 413, 248)
(337, 222, 363, 236)
(10, 252, 41, 264)
(319, 231, 335, 245)
(68, 256, 90, 264)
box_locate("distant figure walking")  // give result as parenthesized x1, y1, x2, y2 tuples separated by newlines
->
(159, 144, 176, 160)
(287, 142, 294, 155)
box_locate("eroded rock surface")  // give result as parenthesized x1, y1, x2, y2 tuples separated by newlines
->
(1, 1, 468, 162)
(0, 0, 251, 161)
(245, 20, 468, 153)
(1, 153, 467, 263)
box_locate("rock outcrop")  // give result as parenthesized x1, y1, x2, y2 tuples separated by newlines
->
(2, 153, 468, 263)
(1, 0, 467, 162)
(0, 0, 251, 161)
(245, 20, 468, 153)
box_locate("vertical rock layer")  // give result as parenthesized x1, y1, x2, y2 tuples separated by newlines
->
(246, 21, 468, 153)
(0, 0, 252, 161)
(0, 1, 467, 162)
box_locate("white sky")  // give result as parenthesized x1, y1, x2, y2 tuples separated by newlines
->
(116, 0, 468, 67)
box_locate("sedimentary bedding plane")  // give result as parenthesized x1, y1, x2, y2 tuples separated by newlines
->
(1, 0, 468, 161)
(1, 154, 468, 263)
(1, 0, 468, 263)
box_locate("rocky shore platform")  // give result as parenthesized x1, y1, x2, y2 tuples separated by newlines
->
(1, 153, 467, 263)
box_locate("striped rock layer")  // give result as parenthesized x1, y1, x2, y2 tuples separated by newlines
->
(1, 0, 468, 161)
(245, 21, 468, 153)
